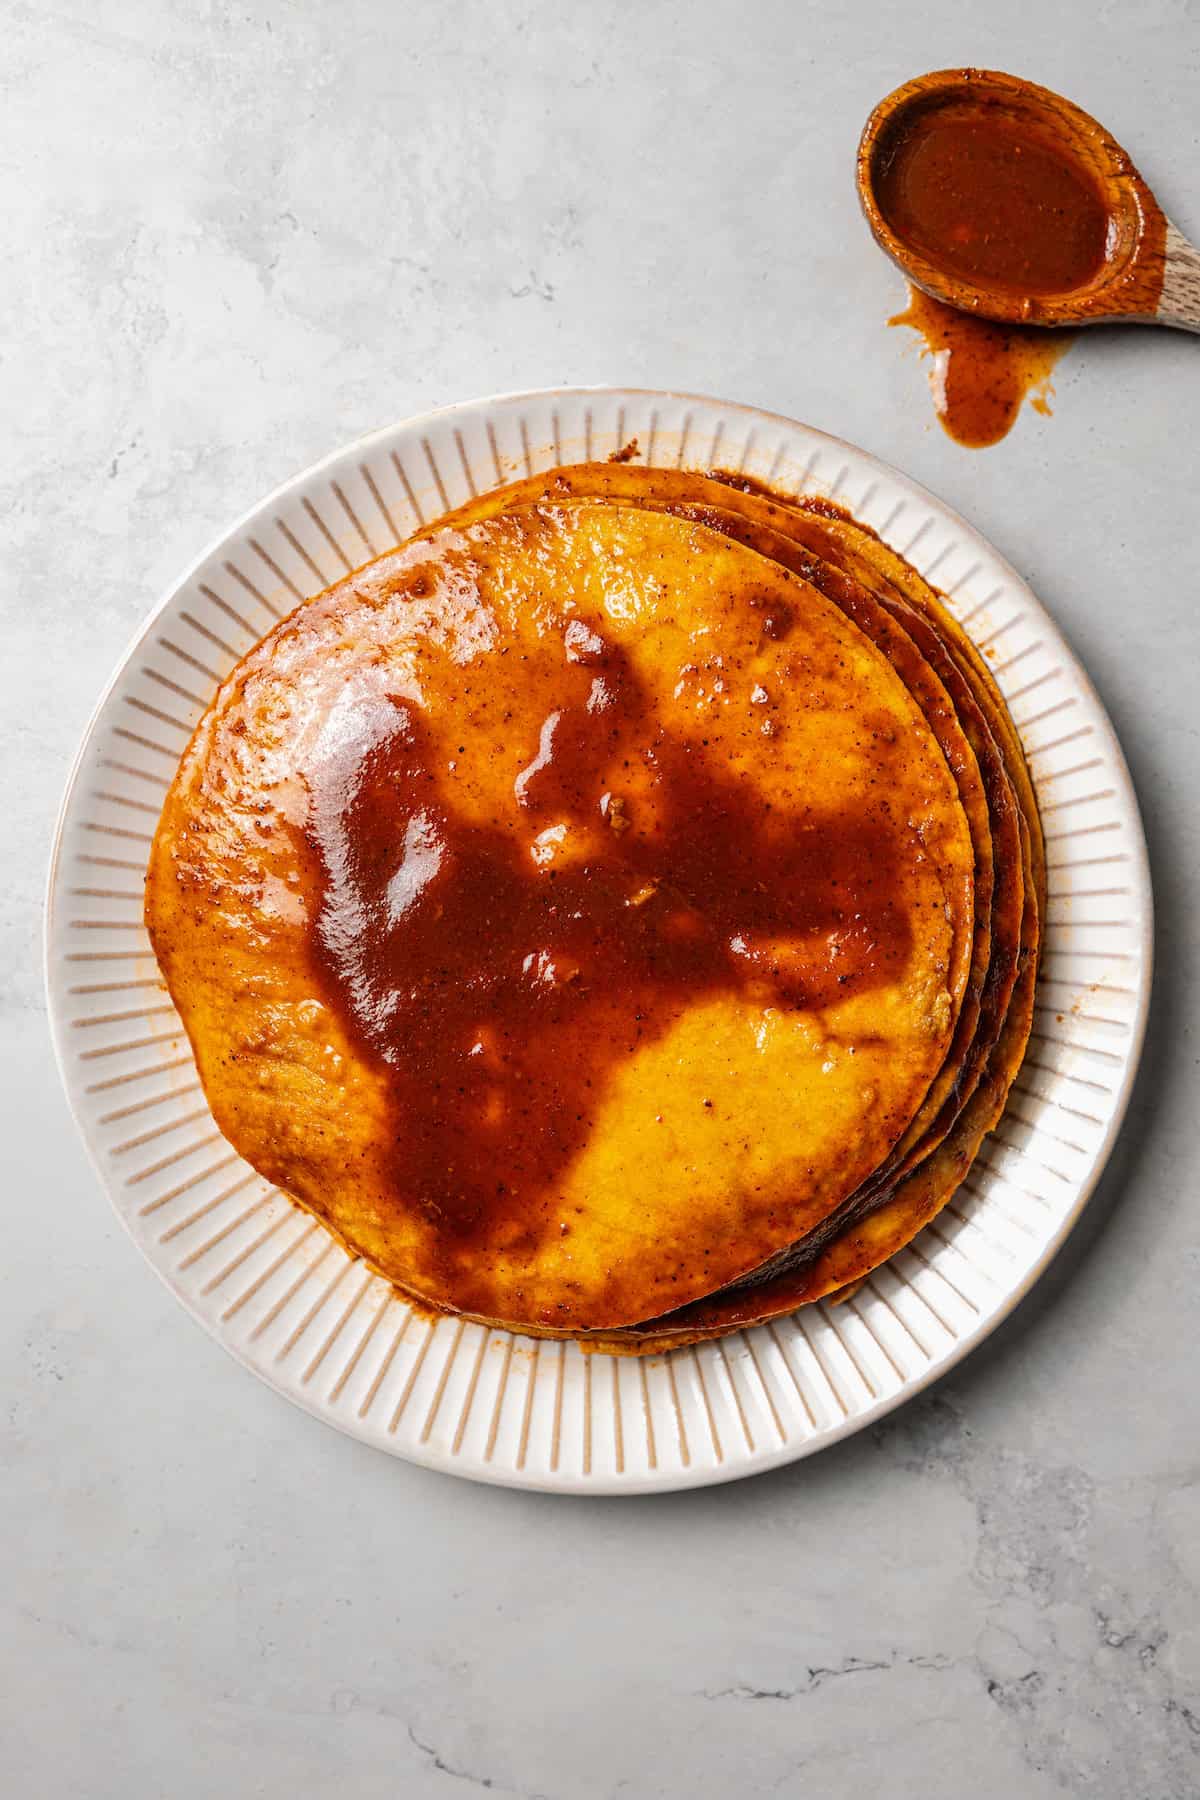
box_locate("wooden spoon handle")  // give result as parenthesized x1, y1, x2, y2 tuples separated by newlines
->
(1157, 223, 1200, 333)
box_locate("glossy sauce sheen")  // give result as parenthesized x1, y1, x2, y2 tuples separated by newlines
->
(304, 616, 913, 1266)
(890, 283, 1073, 448)
(875, 101, 1111, 296)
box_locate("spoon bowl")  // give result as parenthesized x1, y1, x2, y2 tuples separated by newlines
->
(858, 68, 1200, 333)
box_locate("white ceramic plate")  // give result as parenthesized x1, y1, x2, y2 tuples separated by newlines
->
(46, 388, 1151, 1494)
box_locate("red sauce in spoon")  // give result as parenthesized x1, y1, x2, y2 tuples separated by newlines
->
(874, 102, 1111, 296)
(872, 96, 1111, 446)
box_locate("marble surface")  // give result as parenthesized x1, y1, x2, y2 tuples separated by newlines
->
(3, 2, 1199, 1793)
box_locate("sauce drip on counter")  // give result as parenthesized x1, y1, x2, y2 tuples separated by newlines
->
(890, 283, 1073, 447)
(874, 102, 1111, 296)
(303, 624, 914, 1285)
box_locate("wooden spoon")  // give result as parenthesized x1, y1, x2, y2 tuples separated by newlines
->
(857, 68, 1200, 334)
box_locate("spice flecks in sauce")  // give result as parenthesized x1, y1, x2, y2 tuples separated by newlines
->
(890, 282, 1073, 448)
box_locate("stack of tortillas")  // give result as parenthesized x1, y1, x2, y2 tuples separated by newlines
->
(146, 464, 1041, 1350)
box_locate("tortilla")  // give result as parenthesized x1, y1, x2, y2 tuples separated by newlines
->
(146, 501, 976, 1333)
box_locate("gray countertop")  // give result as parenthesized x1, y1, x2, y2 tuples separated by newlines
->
(3, 3, 1198, 1795)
